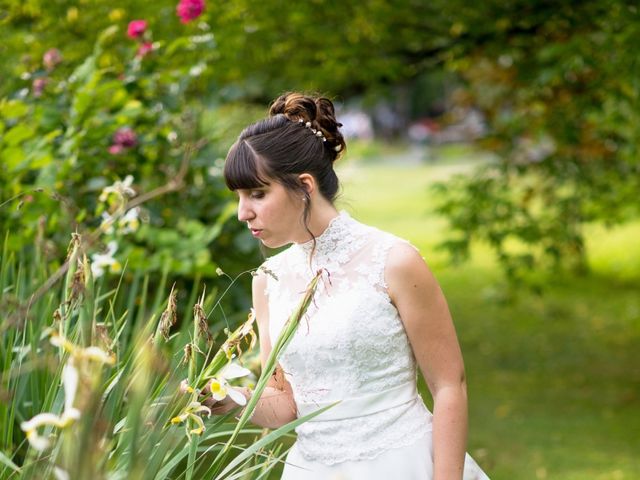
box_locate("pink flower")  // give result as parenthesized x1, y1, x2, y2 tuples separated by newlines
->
(108, 144, 124, 155)
(43, 48, 62, 71)
(136, 42, 154, 58)
(113, 127, 138, 148)
(127, 20, 147, 39)
(32, 78, 48, 97)
(109, 127, 138, 154)
(176, 0, 204, 24)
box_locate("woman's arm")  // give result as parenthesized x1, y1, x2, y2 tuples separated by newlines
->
(386, 242, 467, 480)
(206, 271, 298, 429)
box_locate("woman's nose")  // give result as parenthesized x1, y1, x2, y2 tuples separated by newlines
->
(237, 197, 254, 222)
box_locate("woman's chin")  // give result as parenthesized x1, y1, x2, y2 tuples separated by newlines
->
(260, 237, 287, 249)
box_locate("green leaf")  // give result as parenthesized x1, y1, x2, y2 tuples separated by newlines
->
(29, 153, 54, 170)
(215, 403, 338, 479)
(2, 147, 24, 170)
(0, 99, 28, 120)
(0, 450, 21, 474)
(3, 124, 35, 147)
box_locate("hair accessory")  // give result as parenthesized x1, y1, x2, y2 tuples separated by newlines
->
(334, 144, 342, 152)
(296, 118, 327, 142)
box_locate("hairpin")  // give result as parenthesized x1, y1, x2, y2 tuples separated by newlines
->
(297, 118, 327, 142)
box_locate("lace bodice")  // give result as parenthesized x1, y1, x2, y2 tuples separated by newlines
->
(263, 211, 432, 465)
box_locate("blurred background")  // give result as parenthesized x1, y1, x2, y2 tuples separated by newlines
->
(1, 0, 639, 478)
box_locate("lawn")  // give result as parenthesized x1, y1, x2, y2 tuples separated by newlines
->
(335, 149, 640, 480)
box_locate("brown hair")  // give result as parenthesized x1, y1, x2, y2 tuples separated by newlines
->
(223, 92, 346, 240)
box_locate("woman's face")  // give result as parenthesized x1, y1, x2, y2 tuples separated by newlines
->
(236, 181, 306, 248)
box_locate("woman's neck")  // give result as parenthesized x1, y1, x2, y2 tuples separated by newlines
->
(294, 201, 339, 244)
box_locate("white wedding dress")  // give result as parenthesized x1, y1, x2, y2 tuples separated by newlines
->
(262, 211, 490, 479)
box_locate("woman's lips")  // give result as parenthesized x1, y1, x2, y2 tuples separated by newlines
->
(250, 228, 262, 237)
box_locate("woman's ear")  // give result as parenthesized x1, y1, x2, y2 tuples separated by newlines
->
(298, 173, 316, 196)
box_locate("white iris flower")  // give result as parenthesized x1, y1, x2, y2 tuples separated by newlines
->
(49, 331, 116, 365)
(20, 363, 81, 451)
(90, 241, 121, 278)
(21, 333, 115, 451)
(170, 401, 212, 438)
(99, 175, 136, 202)
(117, 207, 140, 234)
(208, 362, 251, 406)
(101, 208, 140, 235)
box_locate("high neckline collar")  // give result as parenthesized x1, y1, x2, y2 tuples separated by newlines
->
(293, 210, 352, 257)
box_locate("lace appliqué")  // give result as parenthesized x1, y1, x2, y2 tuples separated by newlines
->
(262, 211, 433, 465)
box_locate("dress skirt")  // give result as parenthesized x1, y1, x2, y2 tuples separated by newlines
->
(281, 431, 490, 480)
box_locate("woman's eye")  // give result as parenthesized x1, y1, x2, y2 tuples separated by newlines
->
(250, 191, 265, 199)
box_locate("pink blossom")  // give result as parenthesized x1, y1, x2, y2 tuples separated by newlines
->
(32, 78, 48, 97)
(108, 144, 124, 155)
(127, 20, 148, 39)
(43, 48, 62, 71)
(109, 127, 138, 154)
(113, 127, 137, 148)
(176, 0, 204, 24)
(136, 42, 154, 58)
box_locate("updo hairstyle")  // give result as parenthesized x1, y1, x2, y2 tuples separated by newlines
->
(223, 92, 346, 207)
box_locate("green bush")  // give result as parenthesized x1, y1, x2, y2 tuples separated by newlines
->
(0, 10, 260, 307)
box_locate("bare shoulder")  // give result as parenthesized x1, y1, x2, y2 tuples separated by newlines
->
(386, 240, 424, 270)
(385, 241, 440, 306)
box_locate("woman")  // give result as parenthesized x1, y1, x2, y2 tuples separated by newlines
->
(212, 92, 489, 479)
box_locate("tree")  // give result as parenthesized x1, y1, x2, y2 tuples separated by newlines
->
(432, 0, 640, 286)
(2, 0, 638, 288)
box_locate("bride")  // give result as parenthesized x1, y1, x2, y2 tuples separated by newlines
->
(208, 92, 490, 479)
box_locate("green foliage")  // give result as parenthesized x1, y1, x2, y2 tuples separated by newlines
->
(0, 3, 260, 298)
(433, 1, 640, 284)
(0, 233, 328, 479)
(9, 0, 638, 287)
(0, 0, 454, 101)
